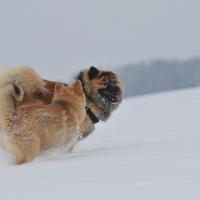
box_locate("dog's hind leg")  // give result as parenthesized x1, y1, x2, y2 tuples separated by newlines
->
(6, 134, 41, 165)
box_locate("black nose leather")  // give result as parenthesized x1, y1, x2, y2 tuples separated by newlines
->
(107, 85, 119, 96)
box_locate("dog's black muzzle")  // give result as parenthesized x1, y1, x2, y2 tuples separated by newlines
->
(99, 85, 122, 104)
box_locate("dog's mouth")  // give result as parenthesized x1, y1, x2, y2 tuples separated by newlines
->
(99, 86, 122, 104)
(101, 92, 121, 104)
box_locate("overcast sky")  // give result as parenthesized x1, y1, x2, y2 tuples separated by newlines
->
(0, 0, 199, 80)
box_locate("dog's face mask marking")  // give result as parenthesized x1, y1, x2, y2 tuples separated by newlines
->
(85, 67, 123, 119)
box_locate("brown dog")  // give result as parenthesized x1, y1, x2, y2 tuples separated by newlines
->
(0, 66, 123, 155)
(35, 66, 123, 139)
(0, 79, 86, 164)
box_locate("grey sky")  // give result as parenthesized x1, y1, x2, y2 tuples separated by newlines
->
(0, 0, 199, 80)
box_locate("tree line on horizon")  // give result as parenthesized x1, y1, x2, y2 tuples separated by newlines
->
(114, 58, 200, 98)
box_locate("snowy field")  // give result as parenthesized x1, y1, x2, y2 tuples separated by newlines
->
(0, 88, 200, 200)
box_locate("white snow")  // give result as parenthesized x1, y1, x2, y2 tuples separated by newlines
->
(0, 88, 200, 200)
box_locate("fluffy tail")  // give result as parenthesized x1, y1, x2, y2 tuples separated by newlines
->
(0, 66, 47, 97)
(0, 82, 24, 129)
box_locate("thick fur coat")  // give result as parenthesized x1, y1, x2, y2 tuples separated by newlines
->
(0, 68, 86, 164)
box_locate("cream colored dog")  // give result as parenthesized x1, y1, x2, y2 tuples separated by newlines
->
(0, 68, 86, 164)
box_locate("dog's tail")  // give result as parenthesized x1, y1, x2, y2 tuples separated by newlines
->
(0, 66, 47, 97)
(0, 81, 24, 128)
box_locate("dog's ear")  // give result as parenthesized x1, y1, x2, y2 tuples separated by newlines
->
(12, 83, 24, 101)
(73, 80, 83, 95)
(55, 84, 62, 92)
(88, 66, 99, 80)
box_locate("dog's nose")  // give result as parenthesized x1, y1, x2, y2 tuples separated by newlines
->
(107, 85, 120, 96)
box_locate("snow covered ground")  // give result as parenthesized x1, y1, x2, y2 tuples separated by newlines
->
(0, 88, 200, 200)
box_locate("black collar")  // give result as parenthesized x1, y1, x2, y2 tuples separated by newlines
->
(85, 107, 99, 124)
